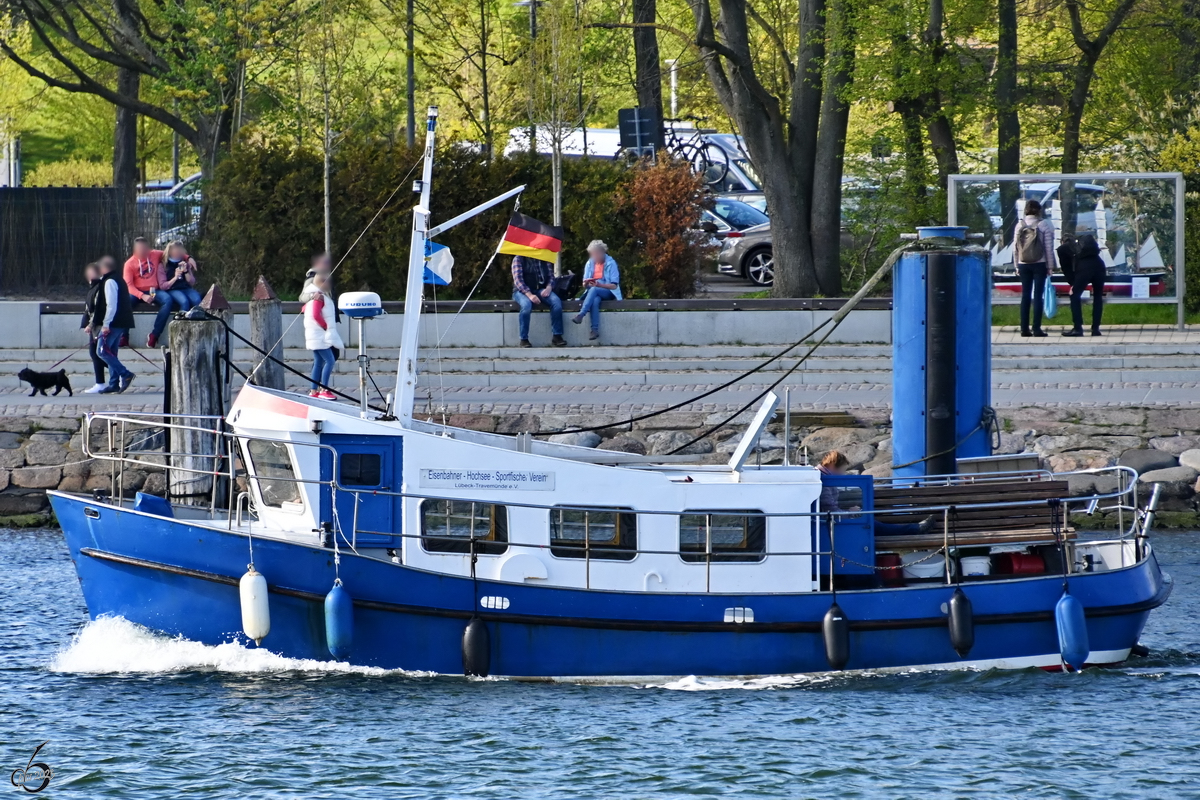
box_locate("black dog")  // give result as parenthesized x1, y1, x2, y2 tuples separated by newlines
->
(18, 368, 73, 397)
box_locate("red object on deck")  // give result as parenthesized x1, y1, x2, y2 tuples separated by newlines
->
(876, 552, 904, 584)
(993, 552, 1045, 575)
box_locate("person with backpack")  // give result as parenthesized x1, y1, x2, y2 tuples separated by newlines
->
(1062, 234, 1106, 337)
(1013, 199, 1057, 337)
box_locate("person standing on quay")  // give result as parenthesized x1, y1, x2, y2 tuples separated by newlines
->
(81, 262, 108, 393)
(1062, 234, 1106, 337)
(93, 256, 136, 394)
(1013, 200, 1057, 338)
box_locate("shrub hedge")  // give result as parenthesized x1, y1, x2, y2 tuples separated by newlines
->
(196, 142, 686, 300)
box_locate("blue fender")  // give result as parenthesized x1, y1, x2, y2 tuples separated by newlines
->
(324, 581, 354, 661)
(1055, 590, 1090, 671)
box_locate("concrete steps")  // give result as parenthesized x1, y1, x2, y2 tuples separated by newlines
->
(4, 341, 1200, 393)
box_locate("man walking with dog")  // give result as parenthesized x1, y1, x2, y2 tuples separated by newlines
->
(92, 256, 137, 394)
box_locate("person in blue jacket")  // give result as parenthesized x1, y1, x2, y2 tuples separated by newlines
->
(572, 240, 622, 341)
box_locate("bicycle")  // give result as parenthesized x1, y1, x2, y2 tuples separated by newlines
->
(664, 116, 730, 187)
(614, 116, 731, 187)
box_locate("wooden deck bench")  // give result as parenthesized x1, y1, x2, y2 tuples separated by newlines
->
(872, 478, 1075, 550)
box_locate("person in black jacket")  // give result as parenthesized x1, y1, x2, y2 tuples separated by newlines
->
(92, 255, 137, 393)
(1062, 234, 1106, 337)
(81, 262, 108, 393)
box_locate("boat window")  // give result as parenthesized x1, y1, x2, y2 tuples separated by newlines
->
(680, 511, 766, 563)
(339, 453, 382, 487)
(246, 439, 302, 508)
(421, 500, 508, 555)
(550, 507, 638, 561)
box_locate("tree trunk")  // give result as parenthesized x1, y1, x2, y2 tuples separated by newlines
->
(925, 113, 959, 188)
(479, 0, 493, 159)
(407, 0, 416, 148)
(811, 0, 854, 295)
(921, 0, 958, 189)
(114, 68, 140, 251)
(1061, 57, 1095, 176)
(552, 143, 562, 275)
(995, 0, 1019, 240)
(632, 0, 664, 145)
(895, 99, 929, 224)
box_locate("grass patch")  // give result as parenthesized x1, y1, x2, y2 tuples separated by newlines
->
(992, 303, 1197, 327)
(738, 290, 771, 299)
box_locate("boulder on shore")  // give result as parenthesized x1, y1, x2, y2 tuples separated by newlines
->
(548, 431, 601, 448)
(646, 431, 714, 456)
(1118, 448, 1178, 474)
(1178, 449, 1200, 472)
(1138, 466, 1200, 498)
(597, 436, 646, 455)
(1150, 435, 1200, 455)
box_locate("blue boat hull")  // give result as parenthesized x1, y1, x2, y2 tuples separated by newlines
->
(51, 492, 1171, 677)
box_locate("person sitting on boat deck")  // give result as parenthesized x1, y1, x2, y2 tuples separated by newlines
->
(571, 240, 622, 341)
(303, 271, 343, 400)
(511, 254, 566, 348)
(817, 451, 934, 536)
(1062, 234, 1106, 338)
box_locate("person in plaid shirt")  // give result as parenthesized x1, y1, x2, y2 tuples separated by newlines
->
(511, 255, 566, 348)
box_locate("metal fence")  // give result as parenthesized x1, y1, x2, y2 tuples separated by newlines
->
(0, 187, 202, 293)
(0, 187, 124, 292)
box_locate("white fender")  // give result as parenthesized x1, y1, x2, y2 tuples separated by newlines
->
(239, 566, 270, 645)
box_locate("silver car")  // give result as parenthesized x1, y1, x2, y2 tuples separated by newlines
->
(717, 222, 774, 286)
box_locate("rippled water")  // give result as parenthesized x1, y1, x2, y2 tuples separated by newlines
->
(3, 529, 1199, 799)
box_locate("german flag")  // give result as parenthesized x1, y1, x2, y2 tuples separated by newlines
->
(497, 213, 564, 262)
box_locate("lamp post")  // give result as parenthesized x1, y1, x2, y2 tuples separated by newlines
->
(666, 58, 679, 118)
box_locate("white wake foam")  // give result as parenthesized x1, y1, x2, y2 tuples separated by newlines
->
(650, 674, 830, 691)
(50, 616, 419, 676)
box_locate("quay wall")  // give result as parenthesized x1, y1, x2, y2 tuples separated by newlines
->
(3, 405, 1200, 529)
(13, 302, 894, 349)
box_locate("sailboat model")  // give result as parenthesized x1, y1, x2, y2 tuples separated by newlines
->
(50, 110, 1170, 678)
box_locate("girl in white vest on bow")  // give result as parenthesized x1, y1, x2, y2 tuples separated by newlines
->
(303, 272, 343, 399)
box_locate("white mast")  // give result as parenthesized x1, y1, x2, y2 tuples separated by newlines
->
(393, 105, 526, 425)
(396, 107, 438, 425)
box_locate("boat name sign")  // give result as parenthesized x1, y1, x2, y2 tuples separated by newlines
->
(420, 469, 556, 491)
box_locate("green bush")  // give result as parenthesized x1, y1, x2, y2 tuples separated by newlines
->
(198, 142, 647, 300)
(24, 158, 111, 187)
(1159, 130, 1200, 314)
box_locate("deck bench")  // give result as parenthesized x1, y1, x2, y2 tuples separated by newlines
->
(872, 478, 1074, 550)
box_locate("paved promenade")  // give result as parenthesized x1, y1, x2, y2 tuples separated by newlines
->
(4, 325, 1197, 418)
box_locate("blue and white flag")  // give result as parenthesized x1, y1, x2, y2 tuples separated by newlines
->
(423, 241, 453, 286)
